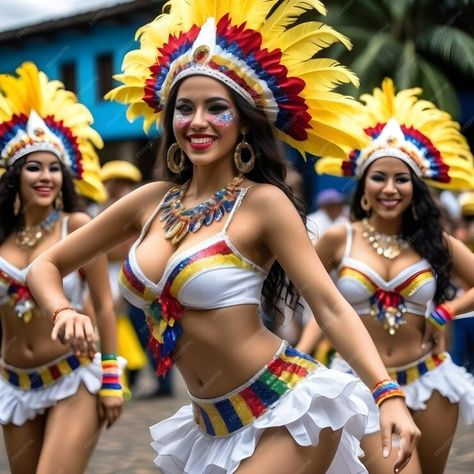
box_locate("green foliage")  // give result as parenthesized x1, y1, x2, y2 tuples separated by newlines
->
(323, 0, 474, 119)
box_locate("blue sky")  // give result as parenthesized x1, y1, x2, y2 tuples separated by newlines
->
(0, 0, 132, 31)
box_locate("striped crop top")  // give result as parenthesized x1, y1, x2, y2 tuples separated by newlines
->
(119, 186, 269, 375)
(0, 217, 86, 323)
(336, 224, 436, 334)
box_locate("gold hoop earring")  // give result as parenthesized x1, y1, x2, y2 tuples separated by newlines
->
(55, 190, 64, 211)
(167, 143, 185, 174)
(234, 133, 255, 173)
(13, 193, 21, 216)
(361, 194, 371, 212)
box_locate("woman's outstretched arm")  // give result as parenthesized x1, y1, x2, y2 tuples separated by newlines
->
(253, 185, 420, 473)
(26, 182, 170, 347)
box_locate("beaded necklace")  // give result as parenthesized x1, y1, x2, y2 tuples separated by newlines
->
(361, 218, 409, 259)
(159, 174, 244, 245)
(16, 210, 60, 248)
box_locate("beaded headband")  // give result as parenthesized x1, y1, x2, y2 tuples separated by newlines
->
(316, 78, 474, 190)
(0, 62, 107, 202)
(106, 0, 367, 158)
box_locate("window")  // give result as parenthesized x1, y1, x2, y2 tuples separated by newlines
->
(61, 62, 76, 93)
(97, 53, 113, 100)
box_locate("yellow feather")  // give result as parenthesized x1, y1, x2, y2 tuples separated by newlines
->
(267, 22, 351, 58)
(263, 0, 326, 34)
(294, 59, 359, 88)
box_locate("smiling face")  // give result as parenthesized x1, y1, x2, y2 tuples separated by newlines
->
(19, 151, 63, 209)
(172, 75, 243, 169)
(363, 156, 413, 220)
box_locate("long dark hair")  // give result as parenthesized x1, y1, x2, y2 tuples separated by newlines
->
(351, 168, 454, 304)
(0, 156, 83, 245)
(156, 78, 307, 322)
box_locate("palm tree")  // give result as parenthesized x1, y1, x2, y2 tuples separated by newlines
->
(322, 0, 474, 119)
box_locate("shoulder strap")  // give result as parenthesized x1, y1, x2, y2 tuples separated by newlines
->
(342, 222, 353, 259)
(61, 216, 69, 238)
(222, 185, 256, 234)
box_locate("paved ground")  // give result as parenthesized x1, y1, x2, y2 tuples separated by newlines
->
(1, 368, 473, 473)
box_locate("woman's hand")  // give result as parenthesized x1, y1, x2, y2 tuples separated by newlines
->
(98, 394, 123, 429)
(421, 320, 445, 354)
(379, 397, 421, 473)
(51, 310, 96, 358)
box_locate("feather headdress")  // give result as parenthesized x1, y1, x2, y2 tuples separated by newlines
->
(316, 78, 474, 190)
(106, 0, 367, 158)
(0, 62, 107, 202)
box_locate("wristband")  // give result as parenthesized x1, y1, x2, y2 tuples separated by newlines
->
(428, 304, 453, 330)
(52, 306, 74, 323)
(99, 354, 123, 399)
(371, 379, 405, 406)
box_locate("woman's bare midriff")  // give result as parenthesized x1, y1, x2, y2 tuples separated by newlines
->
(1, 306, 75, 368)
(361, 313, 430, 367)
(174, 304, 282, 398)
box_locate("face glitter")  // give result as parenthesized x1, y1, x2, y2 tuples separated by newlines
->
(209, 108, 235, 128)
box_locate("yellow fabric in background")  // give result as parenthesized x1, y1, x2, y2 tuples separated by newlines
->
(117, 314, 147, 371)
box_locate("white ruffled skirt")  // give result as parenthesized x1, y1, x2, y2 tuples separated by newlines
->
(0, 352, 102, 426)
(330, 352, 474, 425)
(150, 342, 378, 473)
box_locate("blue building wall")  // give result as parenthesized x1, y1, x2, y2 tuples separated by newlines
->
(0, 18, 155, 142)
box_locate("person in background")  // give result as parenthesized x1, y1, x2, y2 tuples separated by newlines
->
(315, 78, 474, 474)
(307, 188, 349, 241)
(0, 62, 123, 474)
(449, 191, 474, 374)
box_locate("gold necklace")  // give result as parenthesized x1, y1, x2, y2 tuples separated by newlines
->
(16, 210, 60, 248)
(159, 174, 244, 245)
(361, 218, 409, 259)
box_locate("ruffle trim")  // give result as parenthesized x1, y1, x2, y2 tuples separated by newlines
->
(403, 355, 474, 424)
(150, 367, 377, 474)
(0, 354, 102, 426)
(330, 354, 474, 425)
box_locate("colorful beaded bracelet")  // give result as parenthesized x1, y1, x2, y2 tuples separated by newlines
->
(99, 354, 123, 399)
(371, 379, 405, 406)
(428, 304, 453, 330)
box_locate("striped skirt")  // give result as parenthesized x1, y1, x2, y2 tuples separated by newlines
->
(150, 341, 378, 473)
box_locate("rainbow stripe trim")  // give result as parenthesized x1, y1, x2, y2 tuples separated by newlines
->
(119, 237, 258, 377)
(344, 122, 449, 182)
(396, 269, 434, 296)
(388, 352, 448, 386)
(338, 265, 434, 334)
(191, 343, 319, 437)
(165, 240, 254, 298)
(0, 354, 90, 390)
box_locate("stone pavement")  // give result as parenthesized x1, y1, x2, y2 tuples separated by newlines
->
(1, 368, 473, 473)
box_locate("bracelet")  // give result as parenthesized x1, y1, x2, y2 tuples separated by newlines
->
(371, 379, 405, 406)
(52, 306, 74, 323)
(428, 304, 453, 330)
(99, 354, 123, 399)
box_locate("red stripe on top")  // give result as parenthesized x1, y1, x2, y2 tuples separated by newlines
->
(49, 365, 61, 380)
(268, 358, 308, 378)
(395, 269, 432, 292)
